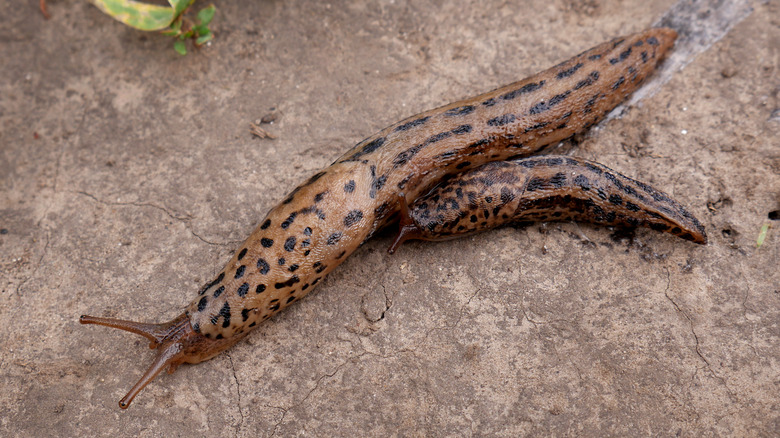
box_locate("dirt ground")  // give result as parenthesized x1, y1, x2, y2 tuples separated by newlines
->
(1, 0, 778, 436)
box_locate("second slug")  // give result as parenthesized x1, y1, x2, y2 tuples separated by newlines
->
(80, 28, 687, 408)
(389, 155, 707, 253)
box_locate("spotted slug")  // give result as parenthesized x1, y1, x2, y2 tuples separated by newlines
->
(81, 27, 680, 408)
(388, 155, 707, 253)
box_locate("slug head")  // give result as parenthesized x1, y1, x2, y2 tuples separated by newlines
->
(80, 312, 244, 409)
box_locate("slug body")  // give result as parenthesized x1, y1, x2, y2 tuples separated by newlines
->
(81, 28, 682, 408)
(389, 155, 707, 252)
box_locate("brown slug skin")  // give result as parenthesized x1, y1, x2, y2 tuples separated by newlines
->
(388, 156, 707, 252)
(80, 28, 679, 408)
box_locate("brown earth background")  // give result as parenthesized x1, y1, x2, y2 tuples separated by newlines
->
(1, 0, 778, 436)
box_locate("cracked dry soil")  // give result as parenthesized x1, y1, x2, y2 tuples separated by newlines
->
(1, 0, 778, 436)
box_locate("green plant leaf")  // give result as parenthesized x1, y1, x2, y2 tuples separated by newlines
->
(89, 0, 177, 31)
(192, 24, 208, 35)
(196, 33, 213, 45)
(173, 40, 187, 55)
(168, 0, 194, 16)
(757, 224, 770, 249)
(197, 5, 216, 25)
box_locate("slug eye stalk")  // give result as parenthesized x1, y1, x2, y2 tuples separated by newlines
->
(80, 313, 241, 408)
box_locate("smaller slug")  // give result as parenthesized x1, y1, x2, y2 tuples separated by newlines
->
(389, 155, 707, 252)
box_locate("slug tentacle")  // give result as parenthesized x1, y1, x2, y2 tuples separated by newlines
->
(388, 193, 422, 254)
(390, 155, 707, 248)
(80, 313, 245, 408)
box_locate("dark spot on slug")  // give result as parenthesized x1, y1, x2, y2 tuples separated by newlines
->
(500, 187, 514, 204)
(557, 62, 584, 79)
(501, 81, 545, 100)
(197, 296, 208, 312)
(612, 76, 625, 90)
(647, 36, 659, 46)
(641, 51, 648, 63)
(649, 223, 670, 232)
(237, 283, 249, 297)
(456, 161, 472, 170)
(287, 297, 296, 304)
(327, 232, 342, 245)
(199, 272, 225, 295)
(237, 248, 247, 261)
(261, 238, 273, 248)
(451, 124, 472, 135)
(437, 150, 458, 160)
(584, 162, 603, 175)
(361, 137, 385, 154)
(527, 177, 546, 191)
(625, 202, 640, 212)
(370, 174, 387, 199)
(257, 258, 270, 274)
(241, 308, 251, 322)
(219, 302, 231, 328)
(550, 172, 567, 188)
(289, 264, 299, 272)
(469, 138, 491, 149)
(278, 258, 285, 265)
(395, 116, 430, 132)
(575, 71, 600, 90)
(427, 131, 452, 144)
(260, 219, 271, 230)
(445, 105, 475, 116)
(588, 54, 602, 60)
(306, 171, 326, 185)
(235, 265, 246, 279)
(301, 239, 311, 247)
(314, 192, 326, 203)
(524, 122, 549, 132)
(609, 194, 623, 205)
(488, 114, 516, 127)
(303, 227, 312, 236)
(619, 47, 632, 61)
(337, 251, 346, 259)
(344, 180, 355, 193)
(256, 284, 266, 294)
(213, 286, 225, 298)
(344, 210, 364, 227)
(284, 236, 296, 252)
(281, 213, 297, 229)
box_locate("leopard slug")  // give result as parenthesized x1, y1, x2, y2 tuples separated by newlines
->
(80, 27, 678, 408)
(388, 155, 707, 253)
